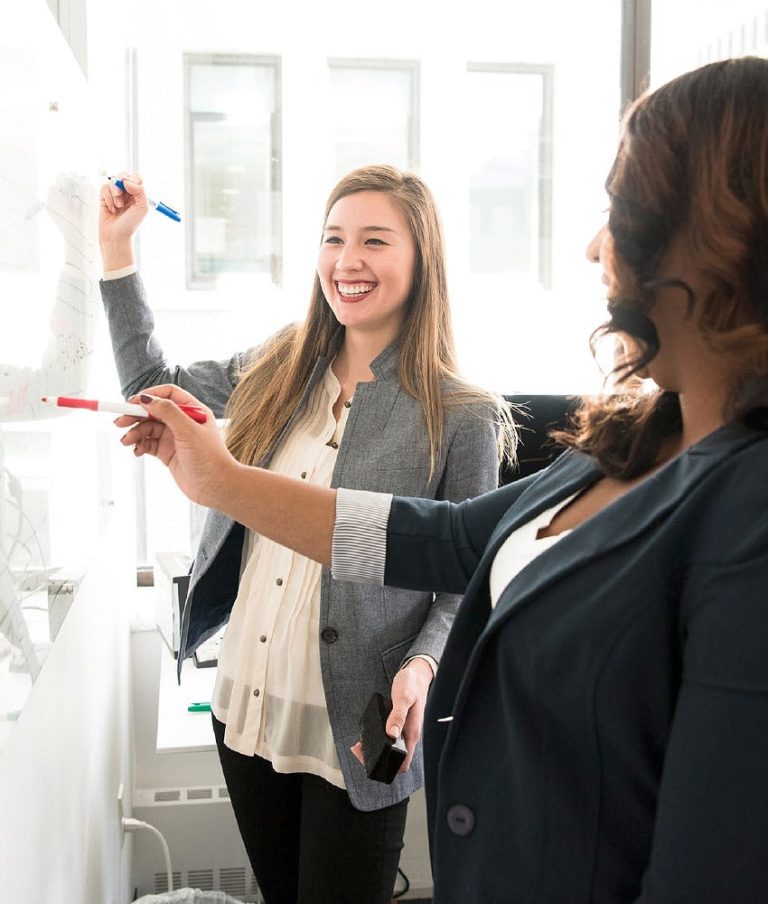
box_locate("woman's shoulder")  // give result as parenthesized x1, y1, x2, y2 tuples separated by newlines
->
(713, 426, 768, 490)
(680, 426, 768, 539)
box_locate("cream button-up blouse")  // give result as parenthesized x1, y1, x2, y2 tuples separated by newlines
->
(212, 365, 351, 788)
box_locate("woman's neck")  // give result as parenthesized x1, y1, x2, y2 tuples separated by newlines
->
(676, 373, 731, 452)
(334, 329, 397, 384)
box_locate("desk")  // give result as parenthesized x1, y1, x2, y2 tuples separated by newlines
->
(156, 646, 217, 753)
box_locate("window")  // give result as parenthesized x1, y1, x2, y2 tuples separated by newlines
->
(91, 0, 626, 567)
(329, 60, 419, 177)
(651, 0, 768, 85)
(467, 64, 553, 286)
(185, 54, 282, 288)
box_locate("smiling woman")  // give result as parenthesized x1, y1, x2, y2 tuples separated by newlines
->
(98, 163, 515, 904)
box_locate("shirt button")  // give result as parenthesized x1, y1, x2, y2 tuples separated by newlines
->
(328, 440, 339, 449)
(300, 471, 307, 479)
(320, 627, 338, 644)
(446, 804, 475, 836)
(276, 577, 283, 586)
(259, 635, 267, 643)
(253, 689, 260, 697)
(344, 400, 351, 408)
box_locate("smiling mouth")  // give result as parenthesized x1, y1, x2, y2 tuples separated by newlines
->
(336, 281, 376, 300)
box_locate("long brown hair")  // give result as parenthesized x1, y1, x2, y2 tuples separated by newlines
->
(224, 164, 516, 471)
(561, 57, 768, 478)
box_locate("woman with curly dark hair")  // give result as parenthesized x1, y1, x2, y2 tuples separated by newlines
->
(119, 58, 768, 903)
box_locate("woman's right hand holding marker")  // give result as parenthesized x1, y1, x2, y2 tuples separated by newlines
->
(119, 385, 237, 510)
(98, 173, 150, 270)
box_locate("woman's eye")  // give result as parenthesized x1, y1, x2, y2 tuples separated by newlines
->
(324, 236, 342, 245)
(366, 238, 386, 246)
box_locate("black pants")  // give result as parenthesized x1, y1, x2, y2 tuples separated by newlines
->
(213, 715, 409, 904)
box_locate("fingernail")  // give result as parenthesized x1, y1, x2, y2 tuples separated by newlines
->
(139, 394, 153, 404)
(391, 726, 401, 740)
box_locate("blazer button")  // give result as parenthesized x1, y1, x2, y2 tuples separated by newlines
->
(446, 804, 475, 836)
(320, 627, 338, 644)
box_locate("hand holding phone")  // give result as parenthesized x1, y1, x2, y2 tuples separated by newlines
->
(359, 692, 407, 784)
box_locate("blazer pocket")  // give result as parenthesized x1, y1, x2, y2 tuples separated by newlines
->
(380, 634, 418, 686)
(376, 451, 430, 471)
(371, 458, 431, 496)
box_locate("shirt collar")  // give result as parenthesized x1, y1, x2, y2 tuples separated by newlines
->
(323, 329, 401, 382)
(368, 339, 401, 381)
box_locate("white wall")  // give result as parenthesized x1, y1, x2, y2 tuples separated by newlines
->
(0, 507, 134, 904)
(0, 2, 136, 900)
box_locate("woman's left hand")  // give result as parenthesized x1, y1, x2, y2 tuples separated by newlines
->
(350, 658, 434, 774)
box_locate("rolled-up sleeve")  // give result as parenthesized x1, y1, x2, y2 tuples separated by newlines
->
(332, 488, 393, 585)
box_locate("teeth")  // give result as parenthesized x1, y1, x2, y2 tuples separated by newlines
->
(337, 282, 375, 297)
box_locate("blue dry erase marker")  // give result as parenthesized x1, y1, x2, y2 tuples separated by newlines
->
(108, 176, 181, 222)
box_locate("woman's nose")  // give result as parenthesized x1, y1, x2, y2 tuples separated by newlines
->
(586, 225, 607, 263)
(335, 243, 364, 271)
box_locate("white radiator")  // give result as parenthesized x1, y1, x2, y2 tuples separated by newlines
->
(131, 782, 433, 901)
(131, 784, 263, 902)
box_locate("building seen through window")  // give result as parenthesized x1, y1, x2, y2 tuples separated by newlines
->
(330, 61, 418, 178)
(467, 64, 552, 286)
(186, 54, 281, 287)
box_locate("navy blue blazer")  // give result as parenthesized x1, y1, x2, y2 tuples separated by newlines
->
(385, 423, 768, 903)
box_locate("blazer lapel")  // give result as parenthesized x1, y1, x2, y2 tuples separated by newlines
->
(434, 423, 763, 729)
(426, 452, 601, 719)
(485, 421, 762, 628)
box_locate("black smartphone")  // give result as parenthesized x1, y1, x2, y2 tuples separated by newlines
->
(359, 691, 407, 784)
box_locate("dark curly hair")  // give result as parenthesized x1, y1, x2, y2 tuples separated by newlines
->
(560, 57, 768, 478)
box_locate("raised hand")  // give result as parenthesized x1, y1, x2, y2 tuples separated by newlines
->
(98, 173, 150, 269)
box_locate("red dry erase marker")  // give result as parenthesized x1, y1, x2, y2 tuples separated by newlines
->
(40, 395, 207, 424)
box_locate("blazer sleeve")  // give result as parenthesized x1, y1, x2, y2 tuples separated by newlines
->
(634, 511, 768, 902)
(385, 474, 534, 595)
(100, 272, 250, 418)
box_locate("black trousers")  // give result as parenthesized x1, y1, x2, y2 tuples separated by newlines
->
(213, 715, 409, 904)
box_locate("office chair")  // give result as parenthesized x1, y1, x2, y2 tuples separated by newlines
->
(501, 394, 580, 485)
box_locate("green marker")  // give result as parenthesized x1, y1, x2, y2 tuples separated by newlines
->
(187, 702, 211, 713)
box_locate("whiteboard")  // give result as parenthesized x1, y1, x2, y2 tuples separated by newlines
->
(0, 0, 108, 739)
(0, 9, 98, 420)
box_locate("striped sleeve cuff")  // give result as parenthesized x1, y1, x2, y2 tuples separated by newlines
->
(332, 488, 393, 585)
(102, 263, 138, 281)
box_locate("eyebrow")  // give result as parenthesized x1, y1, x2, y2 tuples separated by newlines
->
(323, 225, 398, 234)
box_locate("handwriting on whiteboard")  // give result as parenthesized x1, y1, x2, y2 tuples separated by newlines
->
(0, 173, 97, 423)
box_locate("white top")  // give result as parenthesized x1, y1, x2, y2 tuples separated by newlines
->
(212, 366, 351, 788)
(488, 494, 576, 607)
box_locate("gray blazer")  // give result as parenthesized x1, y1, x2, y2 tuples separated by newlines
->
(101, 273, 500, 810)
